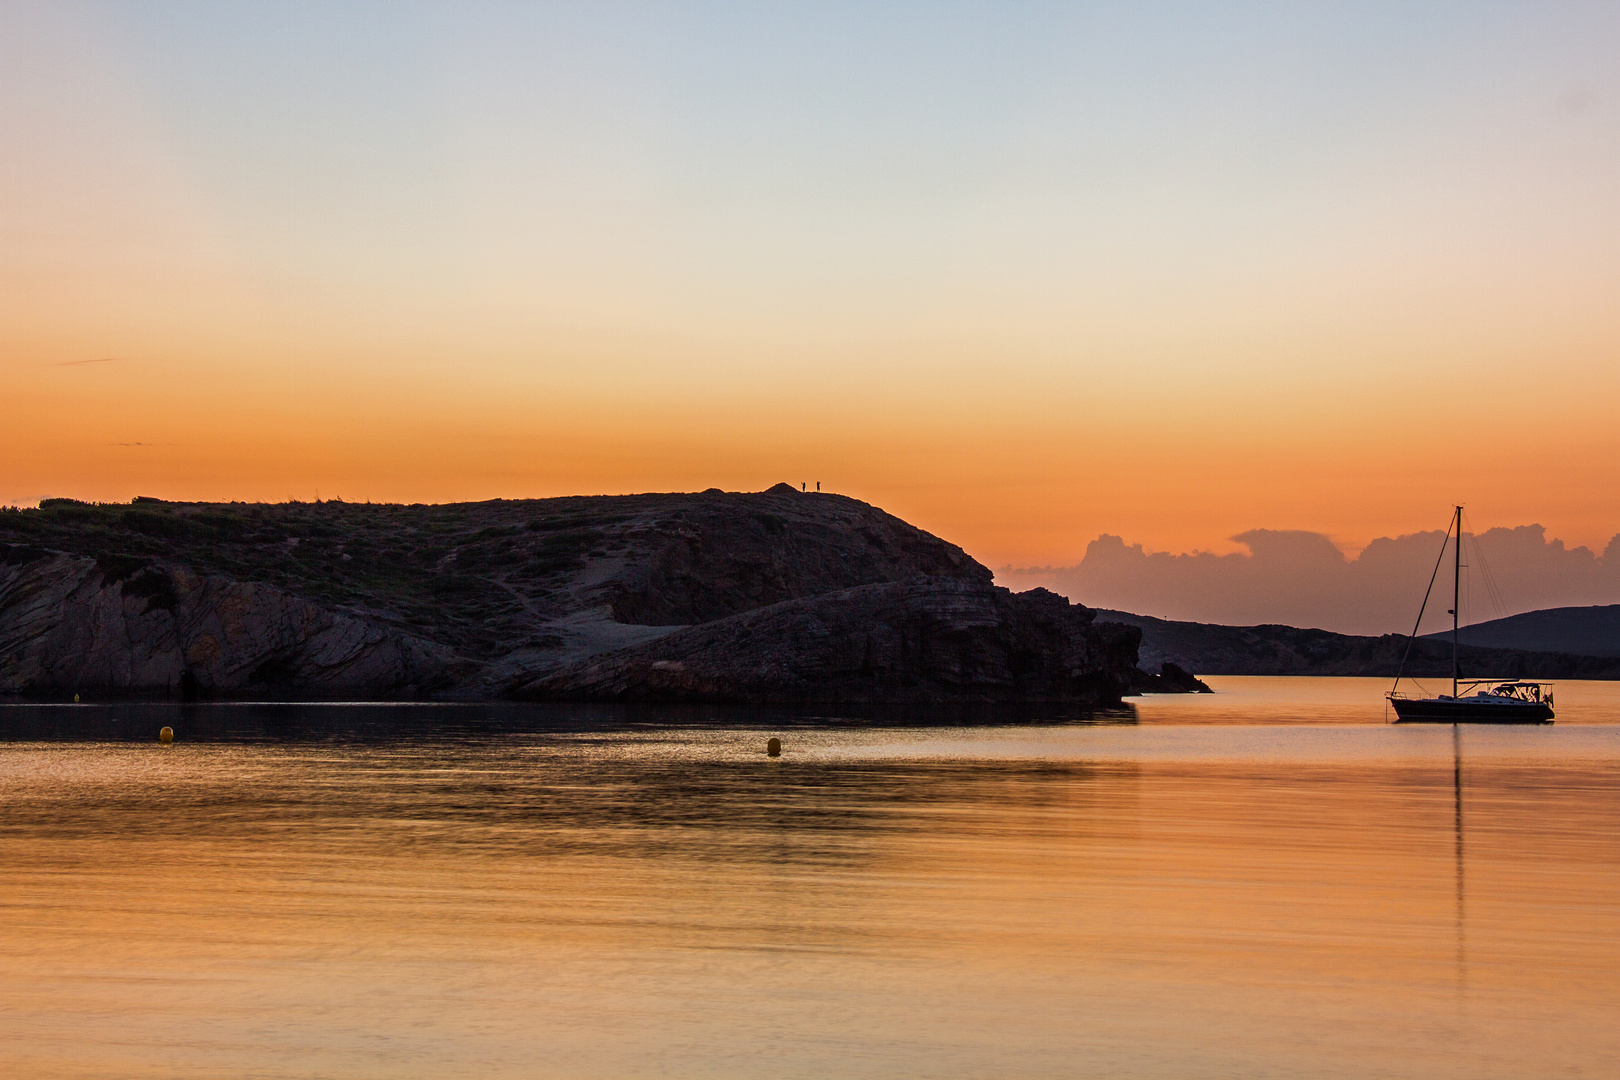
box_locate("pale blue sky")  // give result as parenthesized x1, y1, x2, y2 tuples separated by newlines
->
(84, 0, 1613, 314)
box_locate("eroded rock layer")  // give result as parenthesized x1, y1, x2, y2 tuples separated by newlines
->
(0, 549, 463, 698)
(518, 580, 1140, 705)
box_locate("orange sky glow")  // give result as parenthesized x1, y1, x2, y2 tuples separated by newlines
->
(3, 2, 1616, 568)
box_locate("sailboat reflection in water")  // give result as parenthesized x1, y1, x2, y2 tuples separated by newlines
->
(1387, 505, 1554, 724)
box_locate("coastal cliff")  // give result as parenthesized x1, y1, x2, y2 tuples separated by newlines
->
(0, 488, 1140, 703)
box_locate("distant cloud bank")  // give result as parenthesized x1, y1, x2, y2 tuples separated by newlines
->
(997, 526, 1620, 636)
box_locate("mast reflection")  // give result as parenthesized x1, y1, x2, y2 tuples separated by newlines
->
(1454, 723, 1467, 989)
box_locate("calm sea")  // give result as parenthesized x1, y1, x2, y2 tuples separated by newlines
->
(2, 677, 1616, 1079)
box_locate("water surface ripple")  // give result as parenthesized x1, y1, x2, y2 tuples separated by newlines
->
(1, 677, 1616, 1078)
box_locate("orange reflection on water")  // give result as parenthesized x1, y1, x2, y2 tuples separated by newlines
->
(0, 706, 1616, 1078)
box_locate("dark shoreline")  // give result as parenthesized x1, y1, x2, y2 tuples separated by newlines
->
(0, 699, 1143, 743)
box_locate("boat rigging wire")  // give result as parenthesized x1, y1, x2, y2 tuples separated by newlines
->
(1462, 510, 1512, 626)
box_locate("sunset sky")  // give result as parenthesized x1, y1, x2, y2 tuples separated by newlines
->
(4, 1, 1616, 568)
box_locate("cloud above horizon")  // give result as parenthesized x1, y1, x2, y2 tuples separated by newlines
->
(997, 525, 1620, 636)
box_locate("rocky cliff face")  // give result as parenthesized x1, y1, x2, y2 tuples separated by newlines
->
(518, 580, 1140, 704)
(0, 547, 463, 698)
(0, 489, 1138, 703)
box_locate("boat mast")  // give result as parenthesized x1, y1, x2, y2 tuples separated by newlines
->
(1451, 504, 1462, 698)
(1390, 509, 1456, 699)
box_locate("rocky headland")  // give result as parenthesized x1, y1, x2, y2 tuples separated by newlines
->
(0, 486, 1147, 704)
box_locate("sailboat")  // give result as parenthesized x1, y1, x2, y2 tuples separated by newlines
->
(1387, 506, 1554, 724)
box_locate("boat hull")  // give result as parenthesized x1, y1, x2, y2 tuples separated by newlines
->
(1389, 697, 1553, 724)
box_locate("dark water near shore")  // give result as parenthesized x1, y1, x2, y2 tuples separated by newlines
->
(2, 678, 1617, 1078)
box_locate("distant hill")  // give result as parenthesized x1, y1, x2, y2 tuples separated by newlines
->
(1421, 605, 1620, 658)
(1097, 610, 1620, 681)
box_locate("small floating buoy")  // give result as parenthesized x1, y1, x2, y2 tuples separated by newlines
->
(159, 726, 174, 744)
(766, 737, 781, 757)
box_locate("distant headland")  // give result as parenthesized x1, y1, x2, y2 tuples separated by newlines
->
(1, 486, 1201, 704)
(1106, 609, 1620, 681)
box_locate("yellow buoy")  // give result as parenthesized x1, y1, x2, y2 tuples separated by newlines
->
(766, 737, 781, 757)
(159, 726, 174, 744)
